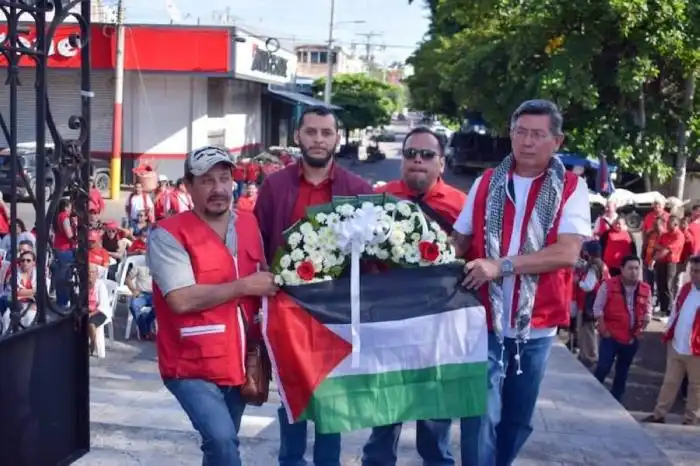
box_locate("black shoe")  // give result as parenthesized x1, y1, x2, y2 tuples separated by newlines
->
(642, 414, 665, 424)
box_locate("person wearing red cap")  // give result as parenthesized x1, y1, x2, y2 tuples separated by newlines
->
(88, 229, 111, 269)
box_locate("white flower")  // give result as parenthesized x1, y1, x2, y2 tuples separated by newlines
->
(274, 275, 285, 286)
(437, 230, 448, 243)
(384, 203, 396, 212)
(411, 233, 421, 242)
(304, 231, 319, 247)
(326, 212, 341, 226)
(430, 222, 441, 231)
(397, 203, 412, 217)
(404, 248, 420, 264)
(376, 249, 389, 260)
(309, 252, 324, 270)
(279, 255, 292, 269)
(288, 232, 302, 249)
(422, 231, 437, 242)
(391, 245, 406, 260)
(336, 204, 355, 217)
(315, 213, 328, 224)
(389, 230, 406, 246)
(280, 269, 300, 286)
(300, 222, 314, 236)
(290, 249, 305, 262)
(361, 202, 375, 210)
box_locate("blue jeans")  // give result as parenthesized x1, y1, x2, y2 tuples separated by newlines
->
(594, 337, 639, 402)
(278, 405, 341, 466)
(164, 379, 246, 466)
(362, 419, 454, 465)
(53, 249, 75, 307)
(130, 292, 155, 335)
(460, 333, 553, 466)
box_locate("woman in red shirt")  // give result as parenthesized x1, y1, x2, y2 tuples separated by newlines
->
(53, 198, 74, 307)
(654, 215, 686, 316)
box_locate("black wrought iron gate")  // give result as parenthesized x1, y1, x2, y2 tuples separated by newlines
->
(0, 1, 92, 465)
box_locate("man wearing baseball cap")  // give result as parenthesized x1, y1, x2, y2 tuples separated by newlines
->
(147, 146, 277, 465)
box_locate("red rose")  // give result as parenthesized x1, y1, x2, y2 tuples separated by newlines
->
(418, 241, 440, 262)
(296, 260, 316, 281)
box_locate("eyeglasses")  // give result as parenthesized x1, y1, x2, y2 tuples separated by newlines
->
(402, 148, 439, 160)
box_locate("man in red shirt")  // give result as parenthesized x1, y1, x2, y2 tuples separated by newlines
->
(254, 105, 372, 466)
(642, 199, 669, 237)
(655, 216, 686, 316)
(364, 126, 467, 464)
(235, 183, 257, 212)
(233, 161, 246, 201)
(687, 205, 700, 255)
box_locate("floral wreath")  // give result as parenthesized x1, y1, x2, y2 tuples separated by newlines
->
(272, 194, 457, 286)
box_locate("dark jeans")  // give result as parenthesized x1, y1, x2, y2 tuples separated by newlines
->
(164, 379, 246, 466)
(277, 405, 341, 466)
(644, 267, 655, 296)
(361, 419, 454, 465)
(594, 337, 639, 402)
(53, 249, 75, 307)
(655, 262, 678, 315)
(460, 334, 553, 466)
(129, 292, 155, 335)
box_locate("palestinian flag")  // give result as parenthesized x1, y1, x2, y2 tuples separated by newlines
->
(262, 263, 488, 434)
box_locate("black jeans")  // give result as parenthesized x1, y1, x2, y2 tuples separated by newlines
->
(655, 262, 677, 316)
(594, 337, 639, 402)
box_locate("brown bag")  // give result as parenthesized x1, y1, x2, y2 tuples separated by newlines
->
(239, 306, 272, 406)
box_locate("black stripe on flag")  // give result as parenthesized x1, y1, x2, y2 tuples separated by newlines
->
(283, 263, 484, 325)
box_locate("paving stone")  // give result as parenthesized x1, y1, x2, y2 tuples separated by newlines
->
(79, 340, 689, 465)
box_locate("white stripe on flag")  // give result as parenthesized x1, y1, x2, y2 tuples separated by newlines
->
(327, 305, 487, 378)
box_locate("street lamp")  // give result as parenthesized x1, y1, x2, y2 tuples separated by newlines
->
(324, 0, 365, 105)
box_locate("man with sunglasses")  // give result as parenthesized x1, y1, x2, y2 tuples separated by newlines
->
(453, 100, 590, 465)
(363, 126, 467, 465)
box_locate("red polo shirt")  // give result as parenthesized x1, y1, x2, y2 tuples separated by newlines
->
(657, 229, 686, 263)
(375, 178, 467, 225)
(687, 221, 700, 255)
(642, 210, 669, 233)
(290, 163, 335, 224)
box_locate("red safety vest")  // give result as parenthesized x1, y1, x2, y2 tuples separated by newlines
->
(574, 263, 609, 312)
(601, 276, 651, 344)
(153, 210, 264, 386)
(662, 282, 700, 355)
(602, 229, 634, 269)
(470, 169, 579, 331)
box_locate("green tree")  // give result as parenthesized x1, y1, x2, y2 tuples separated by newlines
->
(407, 0, 700, 194)
(313, 73, 394, 137)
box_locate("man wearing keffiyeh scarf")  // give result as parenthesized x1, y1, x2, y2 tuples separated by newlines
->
(452, 100, 591, 466)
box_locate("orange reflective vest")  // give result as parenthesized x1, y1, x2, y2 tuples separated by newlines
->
(153, 210, 264, 386)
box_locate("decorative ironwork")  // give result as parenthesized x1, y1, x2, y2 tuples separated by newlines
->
(0, 1, 92, 464)
(0, 0, 91, 333)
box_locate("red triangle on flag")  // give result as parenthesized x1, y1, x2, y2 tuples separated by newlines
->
(266, 291, 352, 420)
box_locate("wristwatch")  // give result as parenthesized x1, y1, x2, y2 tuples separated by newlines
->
(500, 258, 515, 277)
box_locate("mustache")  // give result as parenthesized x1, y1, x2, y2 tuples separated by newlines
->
(207, 194, 230, 202)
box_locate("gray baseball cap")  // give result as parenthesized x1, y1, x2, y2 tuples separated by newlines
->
(184, 146, 235, 177)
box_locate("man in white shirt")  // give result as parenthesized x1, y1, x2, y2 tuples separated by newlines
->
(452, 100, 591, 465)
(644, 255, 700, 425)
(124, 181, 154, 227)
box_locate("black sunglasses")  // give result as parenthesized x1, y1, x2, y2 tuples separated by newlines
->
(402, 148, 439, 160)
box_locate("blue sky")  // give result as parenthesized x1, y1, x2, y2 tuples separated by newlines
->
(119, 0, 430, 64)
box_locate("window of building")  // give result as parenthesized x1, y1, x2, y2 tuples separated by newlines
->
(332, 52, 338, 64)
(302, 51, 308, 62)
(310, 51, 320, 63)
(207, 78, 225, 118)
(319, 51, 328, 64)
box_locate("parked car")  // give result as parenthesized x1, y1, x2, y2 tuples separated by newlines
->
(445, 131, 511, 175)
(0, 142, 111, 201)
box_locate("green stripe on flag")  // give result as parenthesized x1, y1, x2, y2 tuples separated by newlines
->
(298, 362, 487, 434)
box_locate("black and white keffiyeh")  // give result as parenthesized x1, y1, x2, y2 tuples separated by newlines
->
(485, 154, 566, 345)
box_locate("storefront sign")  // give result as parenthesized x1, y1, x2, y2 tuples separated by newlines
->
(251, 44, 288, 78)
(0, 32, 81, 59)
(235, 33, 296, 85)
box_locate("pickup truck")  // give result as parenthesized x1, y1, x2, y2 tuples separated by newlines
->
(0, 142, 111, 201)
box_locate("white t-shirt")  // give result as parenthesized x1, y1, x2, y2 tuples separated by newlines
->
(671, 287, 700, 355)
(454, 173, 592, 339)
(126, 193, 154, 221)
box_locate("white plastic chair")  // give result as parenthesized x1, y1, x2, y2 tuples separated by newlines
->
(94, 279, 118, 359)
(0, 260, 10, 284)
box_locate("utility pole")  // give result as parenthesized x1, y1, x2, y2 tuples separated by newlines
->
(323, 0, 335, 105)
(356, 31, 382, 73)
(109, 0, 125, 199)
